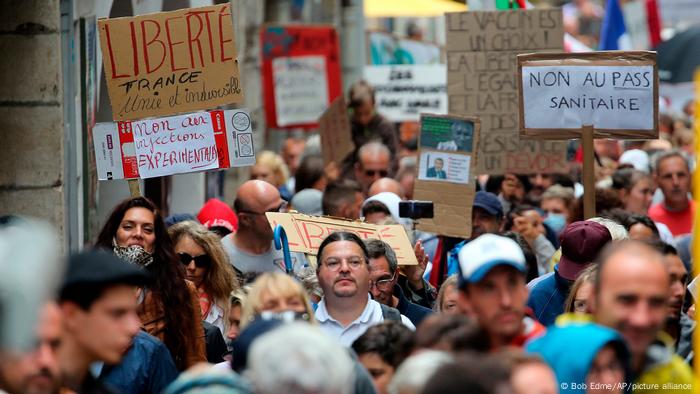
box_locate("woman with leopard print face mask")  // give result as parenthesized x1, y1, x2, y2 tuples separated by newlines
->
(95, 196, 206, 371)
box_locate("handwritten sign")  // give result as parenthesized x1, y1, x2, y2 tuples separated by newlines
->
(261, 25, 342, 128)
(518, 51, 658, 139)
(273, 56, 330, 126)
(98, 4, 243, 121)
(364, 65, 447, 122)
(93, 109, 255, 180)
(318, 96, 354, 166)
(415, 114, 480, 239)
(265, 212, 418, 265)
(446, 9, 568, 174)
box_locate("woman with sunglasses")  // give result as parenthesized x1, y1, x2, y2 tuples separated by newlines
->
(169, 220, 238, 336)
(95, 197, 206, 371)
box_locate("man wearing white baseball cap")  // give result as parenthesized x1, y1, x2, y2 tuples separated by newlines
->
(455, 234, 545, 350)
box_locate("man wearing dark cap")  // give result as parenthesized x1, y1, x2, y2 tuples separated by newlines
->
(57, 250, 150, 393)
(527, 221, 612, 326)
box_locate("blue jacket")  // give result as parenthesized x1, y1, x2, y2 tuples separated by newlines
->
(393, 284, 433, 327)
(101, 331, 179, 394)
(526, 320, 630, 393)
(527, 266, 572, 326)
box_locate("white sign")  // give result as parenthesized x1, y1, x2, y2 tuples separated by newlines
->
(417, 151, 471, 185)
(273, 56, 329, 126)
(521, 65, 655, 131)
(364, 65, 447, 122)
(93, 109, 256, 180)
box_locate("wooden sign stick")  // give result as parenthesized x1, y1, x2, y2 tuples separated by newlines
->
(582, 125, 596, 219)
(128, 179, 141, 197)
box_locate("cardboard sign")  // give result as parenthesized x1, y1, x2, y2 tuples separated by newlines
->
(518, 51, 659, 139)
(318, 96, 354, 166)
(265, 212, 418, 265)
(98, 4, 243, 121)
(446, 9, 568, 174)
(414, 114, 481, 239)
(364, 65, 448, 122)
(93, 109, 255, 180)
(261, 25, 342, 128)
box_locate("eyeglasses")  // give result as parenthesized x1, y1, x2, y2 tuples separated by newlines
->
(369, 272, 396, 290)
(178, 252, 211, 268)
(323, 256, 366, 271)
(364, 169, 389, 178)
(239, 201, 288, 216)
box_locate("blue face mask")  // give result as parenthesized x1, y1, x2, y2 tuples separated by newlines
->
(544, 213, 567, 234)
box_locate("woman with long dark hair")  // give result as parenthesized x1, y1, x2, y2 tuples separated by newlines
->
(95, 196, 206, 370)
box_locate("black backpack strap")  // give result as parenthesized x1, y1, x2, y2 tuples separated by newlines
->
(379, 303, 402, 322)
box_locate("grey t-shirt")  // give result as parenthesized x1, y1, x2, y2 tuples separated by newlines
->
(221, 234, 307, 275)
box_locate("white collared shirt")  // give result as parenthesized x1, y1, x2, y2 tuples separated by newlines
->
(204, 302, 226, 337)
(315, 295, 415, 347)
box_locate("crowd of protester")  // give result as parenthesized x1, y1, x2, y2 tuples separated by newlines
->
(0, 78, 696, 394)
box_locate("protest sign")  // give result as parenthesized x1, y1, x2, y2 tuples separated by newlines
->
(318, 96, 354, 166)
(364, 65, 448, 122)
(446, 8, 568, 174)
(414, 114, 481, 239)
(265, 212, 418, 265)
(518, 51, 658, 139)
(98, 4, 243, 121)
(261, 25, 342, 128)
(93, 109, 255, 180)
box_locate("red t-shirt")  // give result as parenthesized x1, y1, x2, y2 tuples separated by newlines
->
(648, 200, 695, 236)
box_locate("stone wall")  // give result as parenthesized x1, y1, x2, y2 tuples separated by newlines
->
(0, 0, 65, 239)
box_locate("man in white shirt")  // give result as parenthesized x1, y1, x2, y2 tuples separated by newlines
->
(314, 232, 414, 347)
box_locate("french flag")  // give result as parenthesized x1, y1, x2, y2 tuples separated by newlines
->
(600, 0, 632, 50)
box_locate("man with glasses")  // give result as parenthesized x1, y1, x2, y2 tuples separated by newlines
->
(366, 240, 433, 327)
(314, 232, 414, 347)
(354, 141, 392, 196)
(222, 180, 307, 280)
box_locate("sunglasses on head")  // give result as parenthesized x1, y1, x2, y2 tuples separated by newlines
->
(364, 169, 388, 177)
(178, 252, 211, 268)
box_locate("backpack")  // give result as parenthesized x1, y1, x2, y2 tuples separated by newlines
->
(379, 303, 402, 322)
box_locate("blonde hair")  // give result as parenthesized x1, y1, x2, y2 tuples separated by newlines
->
(168, 221, 239, 326)
(241, 272, 315, 328)
(255, 151, 289, 187)
(563, 264, 598, 313)
(435, 275, 459, 312)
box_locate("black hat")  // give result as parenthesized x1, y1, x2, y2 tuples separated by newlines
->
(231, 318, 283, 372)
(62, 250, 150, 290)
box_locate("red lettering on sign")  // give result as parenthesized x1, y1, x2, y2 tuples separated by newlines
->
(141, 19, 166, 74)
(217, 7, 233, 62)
(165, 16, 186, 72)
(301, 222, 326, 249)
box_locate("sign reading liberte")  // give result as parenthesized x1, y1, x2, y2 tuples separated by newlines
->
(518, 51, 658, 139)
(446, 9, 568, 174)
(98, 4, 244, 121)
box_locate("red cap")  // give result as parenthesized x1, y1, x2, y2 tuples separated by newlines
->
(197, 199, 238, 233)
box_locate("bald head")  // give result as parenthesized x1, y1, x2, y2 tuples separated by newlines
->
(355, 142, 391, 194)
(234, 180, 283, 237)
(592, 241, 670, 366)
(368, 178, 405, 199)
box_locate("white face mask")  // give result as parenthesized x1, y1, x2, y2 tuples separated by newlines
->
(112, 238, 154, 267)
